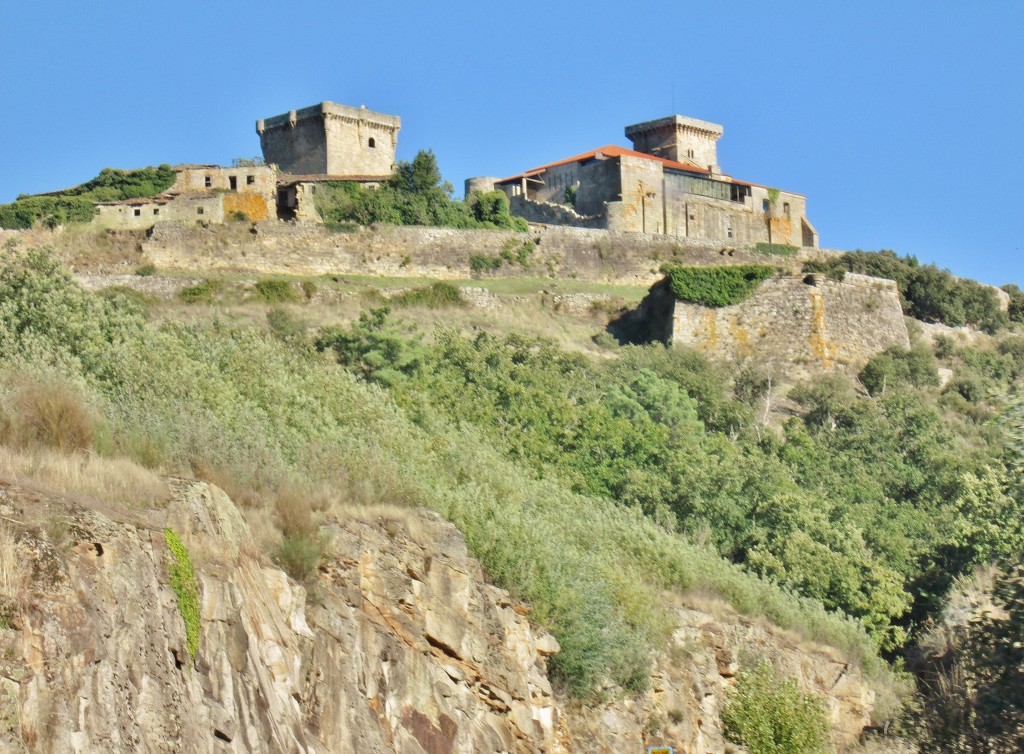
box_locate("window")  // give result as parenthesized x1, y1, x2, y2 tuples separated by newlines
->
(783, 202, 791, 218)
(762, 199, 770, 213)
(133, 208, 141, 217)
(153, 208, 160, 215)
(204, 176, 212, 188)
(727, 228, 734, 239)
(687, 148, 695, 158)
(368, 137, 376, 148)
(246, 175, 255, 185)
(197, 207, 204, 215)
(229, 176, 238, 190)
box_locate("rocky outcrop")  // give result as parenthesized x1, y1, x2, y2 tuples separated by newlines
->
(0, 479, 883, 753)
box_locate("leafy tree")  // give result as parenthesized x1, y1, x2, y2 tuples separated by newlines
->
(315, 307, 426, 386)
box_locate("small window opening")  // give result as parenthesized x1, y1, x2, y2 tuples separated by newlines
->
(762, 199, 770, 213)
(153, 208, 160, 216)
(246, 175, 255, 185)
(133, 208, 141, 217)
(229, 176, 238, 190)
(368, 137, 376, 148)
(204, 176, 212, 188)
(727, 228, 734, 239)
(197, 206, 205, 215)
(783, 202, 791, 218)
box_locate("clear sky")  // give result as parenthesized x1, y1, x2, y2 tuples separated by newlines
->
(2, 1, 1021, 286)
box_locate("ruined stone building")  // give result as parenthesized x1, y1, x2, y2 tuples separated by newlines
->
(94, 102, 400, 229)
(94, 164, 278, 229)
(469, 115, 818, 248)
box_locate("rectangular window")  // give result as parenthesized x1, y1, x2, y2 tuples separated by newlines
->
(153, 208, 160, 215)
(197, 206, 204, 215)
(762, 199, 770, 213)
(783, 202, 791, 218)
(229, 176, 238, 190)
(246, 175, 255, 185)
(133, 208, 141, 217)
(204, 176, 212, 188)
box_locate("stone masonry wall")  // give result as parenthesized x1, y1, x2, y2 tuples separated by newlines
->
(671, 272, 909, 374)
(142, 222, 814, 285)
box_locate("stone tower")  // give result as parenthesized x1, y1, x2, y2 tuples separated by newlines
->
(625, 115, 723, 172)
(257, 102, 401, 177)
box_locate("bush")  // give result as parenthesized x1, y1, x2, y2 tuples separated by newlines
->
(179, 279, 223, 304)
(0, 379, 96, 452)
(135, 264, 157, 277)
(390, 281, 465, 309)
(275, 534, 323, 584)
(661, 264, 775, 307)
(722, 660, 830, 754)
(754, 242, 798, 257)
(253, 279, 298, 304)
(859, 345, 940, 396)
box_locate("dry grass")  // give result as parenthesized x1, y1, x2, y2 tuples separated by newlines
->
(0, 525, 29, 599)
(0, 445, 169, 510)
(0, 379, 97, 452)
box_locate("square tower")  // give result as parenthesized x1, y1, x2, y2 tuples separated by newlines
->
(257, 102, 401, 177)
(625, 115, 723, 171)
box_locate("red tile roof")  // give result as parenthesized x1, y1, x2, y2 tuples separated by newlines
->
(497, 144, 715, 183)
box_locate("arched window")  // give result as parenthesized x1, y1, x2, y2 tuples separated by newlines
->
(368, 137, 376, 148)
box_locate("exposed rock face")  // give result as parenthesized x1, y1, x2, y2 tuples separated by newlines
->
(0, 480, 881, 753)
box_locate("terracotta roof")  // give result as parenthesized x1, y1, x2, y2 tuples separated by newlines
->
(497, 145, 716, 184)
(494, 144, 808, 195)
(279, 174, 391, 184)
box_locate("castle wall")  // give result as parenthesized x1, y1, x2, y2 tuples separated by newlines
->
(141, 222, 812, 284)
(259, 117, 329, 175)
(670, 273, 909, 373)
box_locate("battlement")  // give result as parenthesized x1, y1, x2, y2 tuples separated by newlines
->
(256, 101, 400, 136)
(626, 114, 723, 169)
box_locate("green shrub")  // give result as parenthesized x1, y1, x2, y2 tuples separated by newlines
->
(469, 253, 504, 273)
(164, 529, 200, 661)
(661, 264, 775, 307)
(276, 534, 323, 584)
(135, 264, 157, 277)
(722, 660, 830, 754)
(754, 242, 798, 257)
(179, 279, 223, 304)
(254, 279, 298, 304)
(859, 345, 940, 396)
(390, 281, 466, 309)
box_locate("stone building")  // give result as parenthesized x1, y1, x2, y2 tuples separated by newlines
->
(256, 101, 401, 221)
(94, 164, 277, 229)
(469, 115, 819, 248)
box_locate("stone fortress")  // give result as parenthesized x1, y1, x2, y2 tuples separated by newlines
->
(73, 101, 914, 372)
(469, 115, 819, 249)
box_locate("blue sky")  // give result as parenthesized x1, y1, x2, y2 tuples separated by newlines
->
(2, 1, 1021, 286)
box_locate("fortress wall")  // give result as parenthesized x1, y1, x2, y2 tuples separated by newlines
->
(142, 222, 811, 284)
(671, 272, 909, 374)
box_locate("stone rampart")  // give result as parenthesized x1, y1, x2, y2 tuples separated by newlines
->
(671, 272, 909, 374)
(142, 222, 813, 285)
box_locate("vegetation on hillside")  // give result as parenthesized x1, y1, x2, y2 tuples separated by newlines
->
(803, 250, 1007, 333)
(313, 150, 528, 231)
(0, 165, 176, 229)
(2, 244, 1022, 745)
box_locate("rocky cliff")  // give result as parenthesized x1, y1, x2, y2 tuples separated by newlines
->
(0, 479, 879, 753)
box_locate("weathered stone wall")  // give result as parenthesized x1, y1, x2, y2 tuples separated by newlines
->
(508, 196, 603, 228)
(671, 272, 909, 373)
(95, 193, 225, 230)
(142, 222, 812, 284)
